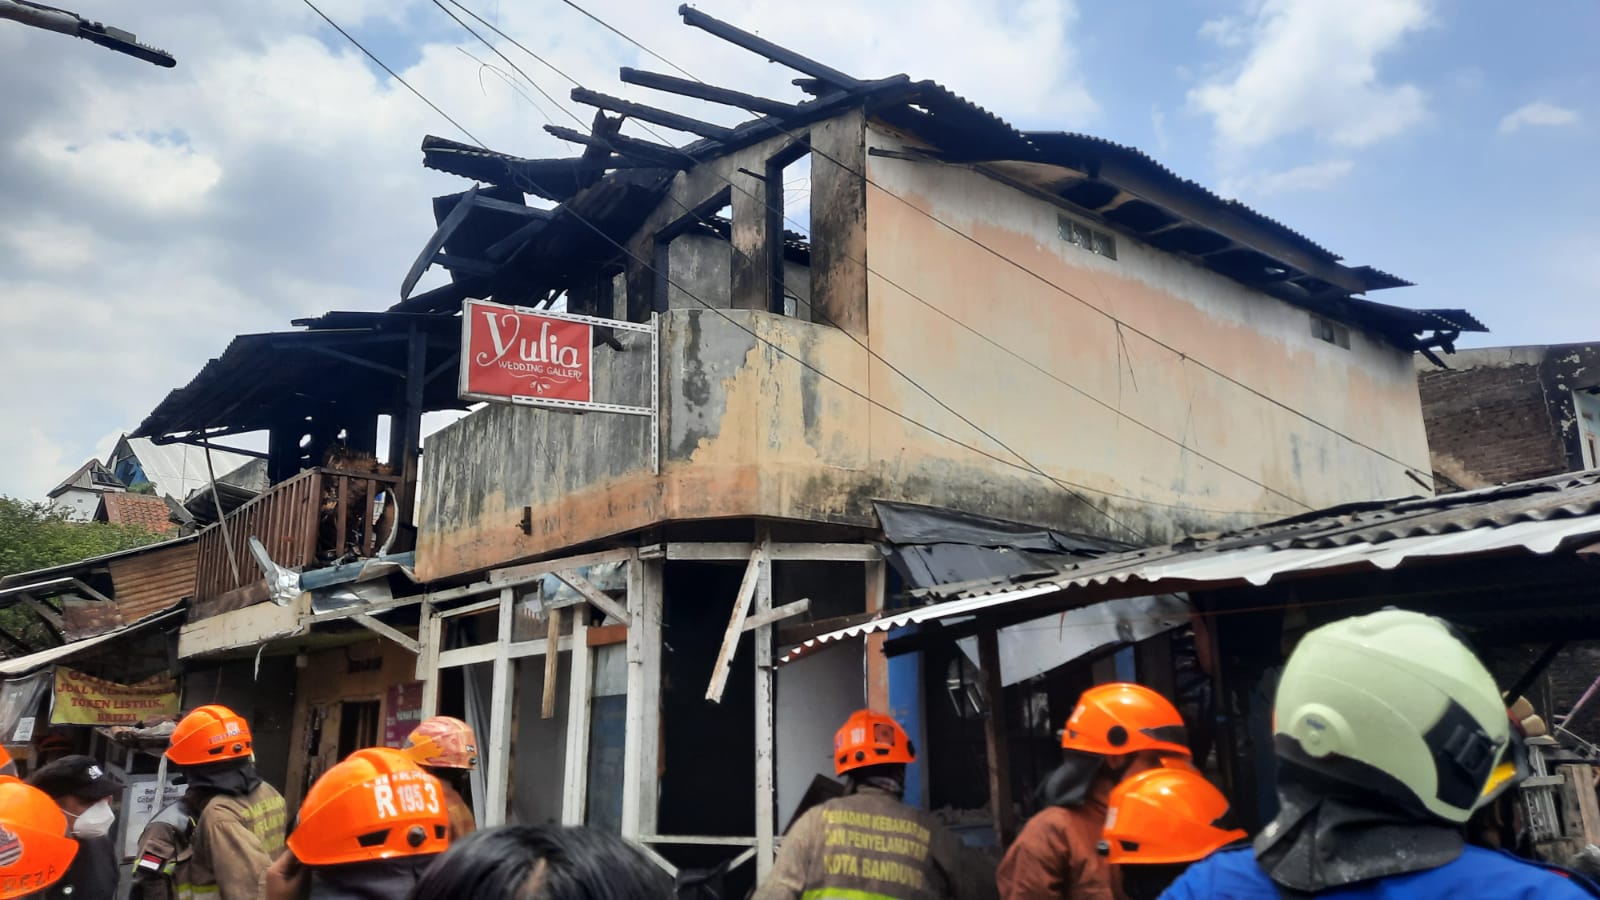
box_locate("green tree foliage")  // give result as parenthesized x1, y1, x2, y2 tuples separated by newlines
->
(0, 496, 164, 578)
(0, 497, 166, 653)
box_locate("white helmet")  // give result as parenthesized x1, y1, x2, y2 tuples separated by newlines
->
(1274, 609, 1509, 824)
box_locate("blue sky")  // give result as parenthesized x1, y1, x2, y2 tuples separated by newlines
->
(0, 0, 1595, 500)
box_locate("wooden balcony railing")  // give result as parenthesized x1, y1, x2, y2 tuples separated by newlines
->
(194, 467, 403, 605)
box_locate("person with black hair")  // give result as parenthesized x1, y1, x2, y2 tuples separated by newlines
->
(405, 824, 673, 900)
(755, 710, 995, 900)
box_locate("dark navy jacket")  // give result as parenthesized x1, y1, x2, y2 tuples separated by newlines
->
(1161, 846, 1597, 899)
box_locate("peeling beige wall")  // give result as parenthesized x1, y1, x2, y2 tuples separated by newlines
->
(415, 121, 1432, 580)
(856, 125, 1429, 542)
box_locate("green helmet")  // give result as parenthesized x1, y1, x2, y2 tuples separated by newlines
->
(1273, 609, 1508, 824)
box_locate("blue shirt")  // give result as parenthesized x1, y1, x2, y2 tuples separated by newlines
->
(1161, 846, 1596, 899)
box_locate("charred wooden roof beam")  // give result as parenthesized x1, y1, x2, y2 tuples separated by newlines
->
(544, 124, 693, 169)
(619, 67, 798, 118)
(678, 5, 863, 91)
(570, 86, 737, 141)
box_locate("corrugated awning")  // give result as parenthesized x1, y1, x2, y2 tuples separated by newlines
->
(0, 608, 184, 676)
(782, 472, 1600, 664)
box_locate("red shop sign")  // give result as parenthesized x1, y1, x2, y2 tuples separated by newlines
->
(460, 300, 593, 405)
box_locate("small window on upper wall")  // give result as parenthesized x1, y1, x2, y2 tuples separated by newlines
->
(1310, 315, 1351, 349)
(1058, 214, 1117, 260)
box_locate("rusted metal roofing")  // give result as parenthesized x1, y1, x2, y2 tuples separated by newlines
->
(780, 471, 1600, 663)
(98, 493, 178, 535)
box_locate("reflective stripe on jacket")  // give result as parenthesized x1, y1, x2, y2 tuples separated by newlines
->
(175, 781, 287, 900)
(755, 784, 997, 900)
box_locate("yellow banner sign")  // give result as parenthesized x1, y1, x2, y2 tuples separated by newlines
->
(51, 667, 179, 726)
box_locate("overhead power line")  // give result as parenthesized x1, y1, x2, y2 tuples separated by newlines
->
(301, 0, 485, 147)
(435, 1, 1317, 515)
(538, 0, 1437, 483)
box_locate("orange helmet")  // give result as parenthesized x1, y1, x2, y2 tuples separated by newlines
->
(1062, 683, 1190, 758)
(0, 776, 79, 899)
(1101, 766, 1246, 864)
(166, 705, 252, 767)
(402, 717, 478, 770)
(0, 746, 13, 778)
(288, 748, 449, 866)
(833, 709, 916, 776)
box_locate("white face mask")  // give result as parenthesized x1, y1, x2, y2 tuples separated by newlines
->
(71, 798, 115, 838)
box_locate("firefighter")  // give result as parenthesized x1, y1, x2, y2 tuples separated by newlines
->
(1094, 766, 1245, 899)
(128, 794, 196, 900)
(27, 755, 122, 900)
(164, 705, 287, 900)
(997, 683, 1190, 900)
(755, 709, 995, 900)
(1164, 609, 1595, 898)
(401, 716, 478, 839)
(262, 747, 449, 900)
(0, 776, 79, 900)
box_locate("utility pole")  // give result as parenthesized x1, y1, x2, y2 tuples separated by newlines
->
(0, 0, 175, 67)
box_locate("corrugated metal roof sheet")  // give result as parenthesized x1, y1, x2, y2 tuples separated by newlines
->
(780, 471, 1600, 664)
(0, 607, 184, 676)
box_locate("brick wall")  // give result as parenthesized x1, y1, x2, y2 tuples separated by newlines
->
(1417, 362, 1568, 489)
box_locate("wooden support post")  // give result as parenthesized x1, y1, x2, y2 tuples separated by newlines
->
(754, 532, 776, 880)
(543, 607, 562, 719)
(706, 543, 768, 702)
(622, 554, 664, 841)
(555, 570, 632, 624)
(864, 559, 889, 712)
(562, 611, 591, 824)
(485, 588, 515, 827)
(1558, 764, 1600, 844)
(417, 601, 441, 718)
(396, 324, 427, 527)
(978, 627, 1015, 846)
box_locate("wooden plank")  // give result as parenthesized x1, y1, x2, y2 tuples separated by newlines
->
(438, 643, 500, 669)
(1558, 764, 1600, 843)
(416, 601, 441, 717)
(361, 478, 376, 555)
(978, 628, 1015, 846)
(543, 607, 562, 719)
(334, 476, 349, 559)
(17, 594, 64, 634)
(177, 594, 304, 659)
(705, 544, 767, 703)
(554, 570, 631, 625)
(743, 598, 810, 632)
(865, 560, 889, 712)
(351, 613, 420, 655)
(562, 612, 591, 825)
(491, 548, 637, 584)
(753, 531, 776, 880)
(667, 542, 880, 562)
(587, 623, 629, 647)
(484, 588, 515, 826)
(622, 553, 662, 841)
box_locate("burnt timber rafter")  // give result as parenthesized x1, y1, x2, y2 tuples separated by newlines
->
(543, 125, 693, 169)
(570, 87, 737, 142)
(678, 4, 863, 90)
(619, 67, 798, 118)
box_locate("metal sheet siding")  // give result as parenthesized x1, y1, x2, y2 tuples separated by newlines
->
(108, 542, 197, 620)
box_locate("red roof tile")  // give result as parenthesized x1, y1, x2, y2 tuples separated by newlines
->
(99, 493, 178, 535)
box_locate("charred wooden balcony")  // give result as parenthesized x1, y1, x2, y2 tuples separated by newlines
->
(193, 467, 402, 616)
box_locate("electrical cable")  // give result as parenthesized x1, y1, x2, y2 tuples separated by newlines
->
(436, 2, 1313, 516)
(535, 0, 1438, 482)
(300, 0, 486, 148)
(431, 2, 1310, 524)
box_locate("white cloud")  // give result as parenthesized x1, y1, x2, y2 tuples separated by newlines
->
(0, 0, 1094, 500)
(1220, 158, 1355, 197)
(1190, 0, 1432, 150)
(1498, 101, 1579, 135)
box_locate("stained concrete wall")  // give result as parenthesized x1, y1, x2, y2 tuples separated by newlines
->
(414, 118, 1431, 580)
